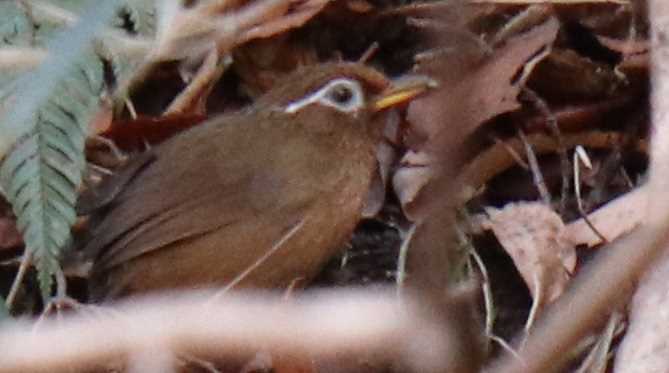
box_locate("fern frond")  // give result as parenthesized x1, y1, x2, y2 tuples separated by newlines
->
(0, 2, 33, 47)
(0, 3, 34, 88)
(0, 1, 120, 300)
(118, 0, 156, 36)
(1, 55, 103, 298)
(0, 295, 8, 319)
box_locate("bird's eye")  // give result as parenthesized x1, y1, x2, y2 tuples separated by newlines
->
(327, 84, 354, 105)
(284, 78, 365, 114)
(320, 80, 364, 112)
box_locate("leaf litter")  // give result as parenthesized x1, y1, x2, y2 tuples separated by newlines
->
(0, 1, 659, 372)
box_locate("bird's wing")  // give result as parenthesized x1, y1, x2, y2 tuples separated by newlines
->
(81, 117, 309, 270)
(77, 151, 156, 216)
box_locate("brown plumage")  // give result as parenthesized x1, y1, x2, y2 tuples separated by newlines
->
(81, 63, 428, 300)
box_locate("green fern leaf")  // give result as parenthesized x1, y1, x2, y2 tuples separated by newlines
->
(0, 295, 8, 320)
(99, 0, 155, 89)
(118, 0, 156, 36)
(0, 2, 32, 46)
(1, 58, 103, 298)
(0, 1, 120, 300)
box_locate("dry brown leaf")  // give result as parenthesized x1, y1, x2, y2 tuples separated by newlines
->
(166, 51, 231, 115)
(240, 0, 330, 42)
(529, 48, 624, 100)
(154, 0, 328, 61)
(392, 150, 432, 212)
(596, 35, 649, 86)
(394, 18, 560, 361)
(396, 18, 560, 219)
(89, 102, 114, 136)
(92, 113, 206, 152)
(457, 131, 646, 202)
(393, 1, 498, 31)
(346, 0, 374, 13)
(362, 142, 397, 218)
(0, 200, 21, 250)
(482, 202, 576, 305)
(407, 17, 559, 152)
(596, 35, 649, 57)
(0, 218, 21, 250)
(523, 97, 637, 133)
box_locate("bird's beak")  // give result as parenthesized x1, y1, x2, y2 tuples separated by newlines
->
(371, 75, 438, 112)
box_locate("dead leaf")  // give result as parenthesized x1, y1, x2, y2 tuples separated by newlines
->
(394, 18, 561, 355)
(362, 141, 397, 219)
(407, 17, 559, 151)
(523, 96, 637, 133)
(392, 150, 432, 213)
(596, 35, 649, 57)
(153, 0, 328, 61)
(240, 0, 330, 42)
(0, 199, 21, 250)
(528, 48, 624, 100)
(396, 18, 560, 219)
(596, 35, 649, 88)
(0, 217, 21, 250)
(89, 101, 114, 136)
(93, 113, 206, 152)
(0, 218, 23, 250)
(346, 0, 374, 13)
(482, 202, 576, 305)
(457, 130, 646, 202)
(166, 51, 232, 115)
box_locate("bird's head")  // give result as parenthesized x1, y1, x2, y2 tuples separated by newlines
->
(255, 62, 435, 138)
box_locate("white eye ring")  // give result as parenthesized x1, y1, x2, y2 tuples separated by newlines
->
(284, 78, 365, 114)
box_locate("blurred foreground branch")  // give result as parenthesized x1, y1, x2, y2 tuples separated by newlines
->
(0, 289, 452, 373)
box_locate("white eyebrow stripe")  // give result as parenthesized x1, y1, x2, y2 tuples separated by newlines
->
(284, 90, 324, 114)
(284, 78, 364, 114)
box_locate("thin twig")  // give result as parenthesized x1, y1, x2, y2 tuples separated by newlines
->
(165, 51, 231, 114)
(518, 128, 552, 205)
(5, 250, 32, 310)
(457, 130, 647, 202)
(522, 88, 570, 214)
(210, 218, 306, 301)
(573, 146, 609, 244)
(490, 335, 523, 364)
(524, 272, 542, 335)
(492, 136, 529, 170)
(469, 248, 495, 337)
(54, 267, 67, 300)
(358, 41, 380, 64)
(396, 224, 416, 299)
(490, 5, 552, 47)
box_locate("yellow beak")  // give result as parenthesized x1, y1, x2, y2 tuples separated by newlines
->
(371, 75, 437, 112)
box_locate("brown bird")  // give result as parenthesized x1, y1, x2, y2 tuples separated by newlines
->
(80, 62, 431, 301)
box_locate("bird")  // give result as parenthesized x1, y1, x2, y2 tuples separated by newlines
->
(79, 62, 432, 301)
